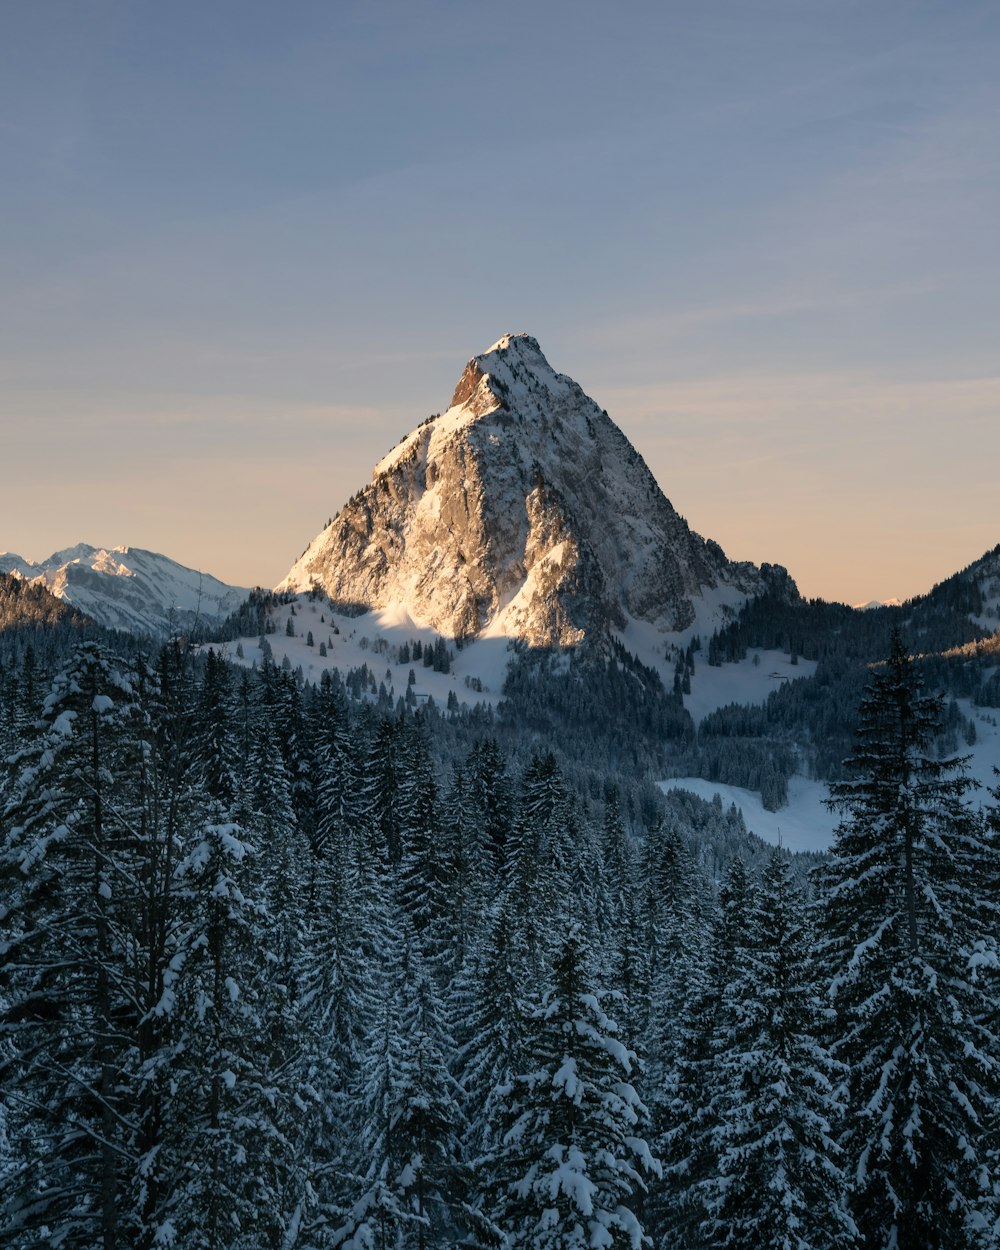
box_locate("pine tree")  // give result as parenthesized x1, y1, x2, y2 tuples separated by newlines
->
(438, 763, 492, 977)
(193, 646, 240, 807)
(597, 788, 647, 1044)
(312, 675, 361, 860)
(339, 936, 469, 1250)
(704, 849, 854, 1250)
(491, 927, 658, 1250)
(395, 722, 448, 966)
(0, 643, 144, 1247)
(459, 894, 529, 1172)
(466, 737, 514, 874)
(818, 632, 999, 1249)
(167, 816, 312, 1249)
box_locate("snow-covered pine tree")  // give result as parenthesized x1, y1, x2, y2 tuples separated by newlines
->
(981, 784, 1000, 1172)
(458, 892, 530, 1177)
(338, 933, 470, 1250)
(167, 815, 313, 1249)
(438, 762, 493, 978)
(396, 721, 450, 971)
(312, 674, 362, 861)
(645, 854, 747, 1248)
(818, 631, 999, 1248)
(465, 737, 514, 876)
(491, 926, 658, 1250)
(597, 788, 647, 1045)
(242, 710, 311, 1006)
(298, 687, 376, 1242)
(359, 715, 404, 865)
(507, 753, 577, 975)
(192, 646, 241, 807)
(704, 848, 854, 1250)
(0, 642, 143, 1247)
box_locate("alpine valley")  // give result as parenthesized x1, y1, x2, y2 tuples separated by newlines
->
(1, 334, 998, 1249)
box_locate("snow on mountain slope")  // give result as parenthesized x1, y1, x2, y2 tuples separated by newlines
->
(280, 333, 795, 650)
(661, 774, 835, 853)
(0, 553, 38, 579)
(214, 596, 510, 711)
(0, 545, 250, 638)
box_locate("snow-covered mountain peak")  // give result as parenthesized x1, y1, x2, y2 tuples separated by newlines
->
(39, 542, 102, 570)
(0, 544, 250, 638)
(0, 552, 37, 579)
(448, 332, 576, 418)
(282, 335, 795, 647)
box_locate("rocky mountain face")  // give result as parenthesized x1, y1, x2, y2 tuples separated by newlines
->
(281, 334, 794, 648)
(0, 545, 250, 639)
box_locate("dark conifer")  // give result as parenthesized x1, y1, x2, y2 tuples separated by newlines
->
(818, 631, 999, 1248)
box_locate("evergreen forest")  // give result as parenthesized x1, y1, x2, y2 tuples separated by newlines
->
(0, 605, 998, 1249)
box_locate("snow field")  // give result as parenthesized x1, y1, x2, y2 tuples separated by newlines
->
(659, 774, 835, 853)
(660, 696, 1000, 853)
(215, 594, 512, 710)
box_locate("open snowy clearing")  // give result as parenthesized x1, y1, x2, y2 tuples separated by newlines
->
(660, 774, 836, 853)
(683, 649, 818, 726)
(661, 699, 1000, 854)
(217, 594, 816, 725)
(613, 611, 817, 726)
(954, 697, 1000, 793)
(210, 595, 512, 710)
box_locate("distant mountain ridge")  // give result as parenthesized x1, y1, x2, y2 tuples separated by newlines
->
(280, 333, 796, 648)
(0, 545, 250, 639)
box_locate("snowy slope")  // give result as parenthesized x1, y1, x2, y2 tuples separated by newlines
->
(660, 775, 835, 853)
(681, 648, 818, 726)
(0, 553, 38, 579)
(0, 545, 250, 638)
(279, 334, 795, 649)
(661, 696, 1000, 853)
(212, 595, 510, 711)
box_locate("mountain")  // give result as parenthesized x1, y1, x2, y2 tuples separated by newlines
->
(280, 334, 795, 648)
(0, 545, 250, 638)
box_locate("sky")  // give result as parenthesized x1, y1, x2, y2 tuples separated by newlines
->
(2, 0, 999, 605)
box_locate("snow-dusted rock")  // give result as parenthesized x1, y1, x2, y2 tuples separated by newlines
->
(0, 545, 249, 638)
(280, 333, 792, 647)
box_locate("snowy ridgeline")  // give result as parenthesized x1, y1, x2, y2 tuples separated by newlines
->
(0, 633, 996, 1248)
(0, 543, 250, 637)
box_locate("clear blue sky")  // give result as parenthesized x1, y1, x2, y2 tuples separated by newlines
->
(3, 0, 998, 604)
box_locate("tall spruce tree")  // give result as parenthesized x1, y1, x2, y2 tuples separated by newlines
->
(818, 632, 999, 1249)
(491, 926, 658, 1250)
(704, 849, 854, 1250)
(168, 815, 312, 1249)
(646, 859, 730, 1250)
(339, 933, 469, 1250)
(0, 643, 144, 1247)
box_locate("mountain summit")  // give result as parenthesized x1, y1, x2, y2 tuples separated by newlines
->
(280, 334, 790, 646)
